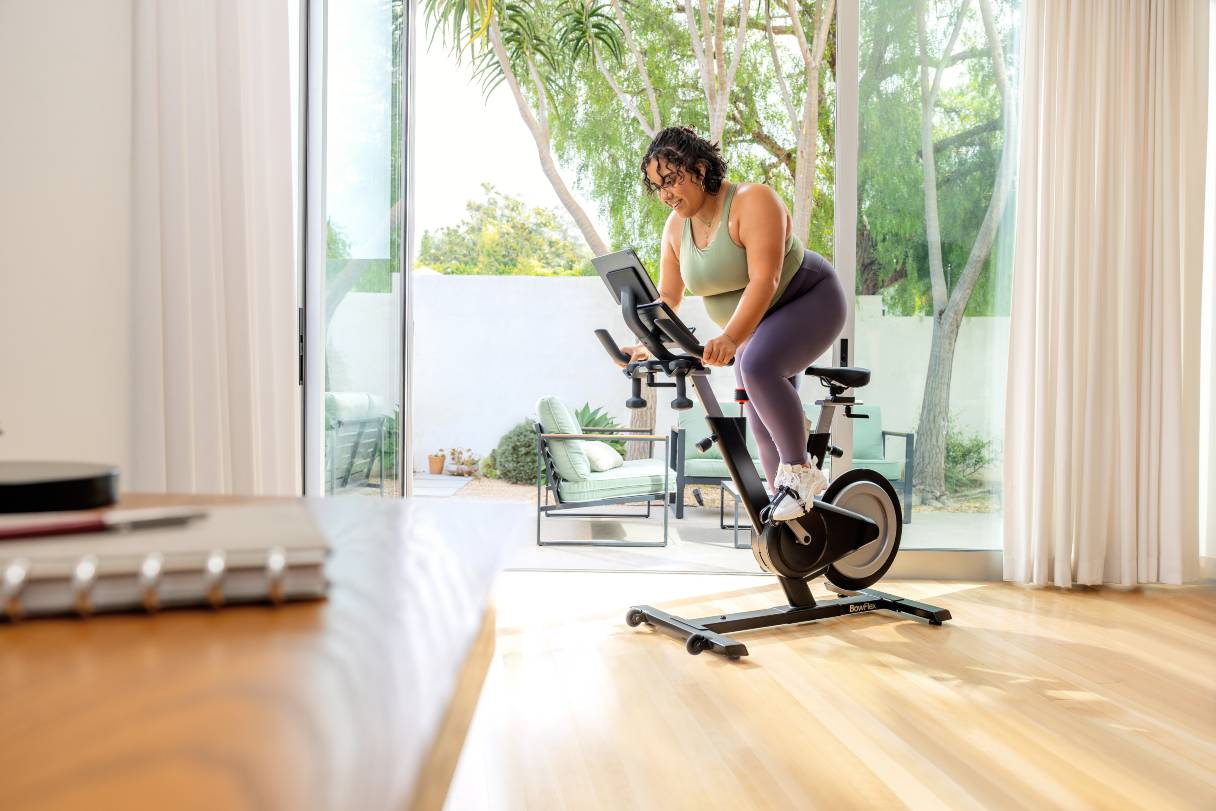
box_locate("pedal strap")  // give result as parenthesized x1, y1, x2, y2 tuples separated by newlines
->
(759, 486, 801, 526)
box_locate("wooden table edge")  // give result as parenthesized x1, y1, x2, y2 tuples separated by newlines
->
(407, 600, 497, 811)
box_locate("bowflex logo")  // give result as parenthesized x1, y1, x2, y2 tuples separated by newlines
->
(848, 602, 878, 613)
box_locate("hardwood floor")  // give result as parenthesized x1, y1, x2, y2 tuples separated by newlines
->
(444, 573, 1216, 811)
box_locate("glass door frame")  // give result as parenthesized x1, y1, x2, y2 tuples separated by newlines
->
(833, 0, 859, 472)
(300, 0, 416, 497)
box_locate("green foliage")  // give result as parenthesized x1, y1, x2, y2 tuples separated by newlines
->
(542, 1, 838, 279)
(556, 0, 624, 65)
(494, 419, 541, 484)
(481, 449, 499, 479)
(419, 184, 593, 276)
(944, 418, 997, 493)
(573, 403, 625, 455)
(416, 0, 1013, 316)
(327, 219, 352, 260)
(383, 406, 400, 477)
(858, 1, 1016, 316)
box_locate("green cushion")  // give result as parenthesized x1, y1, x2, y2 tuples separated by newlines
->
(683, 458, 731, 478)
(677, 401, 819, 462)
(850, 405, 909, 481)
(584, 440, 624, 472)
(535, 396, 591, 482)
(325, 391, 388, 429)
(853, 458, 904, 481)
(852, 404, 885, 459)
(677, 400, 756, 460)
(557, 459, 676, 502)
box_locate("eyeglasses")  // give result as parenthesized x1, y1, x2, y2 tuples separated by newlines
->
(656, 170, 684, 192)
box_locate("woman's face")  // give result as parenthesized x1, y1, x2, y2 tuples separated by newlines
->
(645, 158, 706, 215)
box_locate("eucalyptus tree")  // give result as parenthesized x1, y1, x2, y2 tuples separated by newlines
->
(856, 0, 1014, 502)
(421, 0, 609, 254)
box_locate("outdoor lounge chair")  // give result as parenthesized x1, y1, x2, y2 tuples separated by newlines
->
(325, 391, 388, 495)
(670, 400, 914, 523)
(534, 395, 674, 547)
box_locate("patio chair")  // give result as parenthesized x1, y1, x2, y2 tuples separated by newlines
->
(325, 392, 388, 495)
(534, 395, 674, 547)
(851, 405, 914, 523)
(670, 400, 825, 519)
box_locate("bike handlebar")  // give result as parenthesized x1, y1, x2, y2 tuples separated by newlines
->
(653, 317, 733, 366)
(594, 329, 631, 364)
(595, 321, 735, 369)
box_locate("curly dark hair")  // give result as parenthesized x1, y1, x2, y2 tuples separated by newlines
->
(640, 126, 728, 195)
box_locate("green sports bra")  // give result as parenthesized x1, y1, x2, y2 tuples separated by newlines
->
(679, 182, 804, 329)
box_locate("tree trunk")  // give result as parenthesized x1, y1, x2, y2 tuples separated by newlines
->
(913, 308, 963, 502)
(625, 381, 658, 461)
(790, 63, 819, 240)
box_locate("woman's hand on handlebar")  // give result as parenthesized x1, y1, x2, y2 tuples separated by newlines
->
(616, 344, 649, 368)
(703, 334, 738, 367)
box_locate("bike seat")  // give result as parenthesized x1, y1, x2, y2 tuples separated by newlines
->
(804, 365, 871, 389)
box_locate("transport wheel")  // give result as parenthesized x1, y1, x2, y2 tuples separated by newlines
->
(625, 608, 646, 627)
(685, 634, 710, 655)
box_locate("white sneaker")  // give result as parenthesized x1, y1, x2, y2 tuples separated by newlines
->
(768, 462, 829, 522)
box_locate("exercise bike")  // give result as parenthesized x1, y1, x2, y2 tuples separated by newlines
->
(592, 249, 950, 659)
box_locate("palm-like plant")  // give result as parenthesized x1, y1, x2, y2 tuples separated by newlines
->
(418, 0, 611, 255)
(556, 0, 624, 67)
(421, 0, 494, 54)
(472, 3, 562, 101)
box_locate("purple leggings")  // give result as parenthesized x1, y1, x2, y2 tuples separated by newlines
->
(733, 250, 847, 487)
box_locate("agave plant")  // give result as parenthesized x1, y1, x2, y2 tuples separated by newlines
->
(575, 403, 627, 455)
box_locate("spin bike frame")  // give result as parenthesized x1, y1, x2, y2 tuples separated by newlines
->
(601, 285, 951, 659)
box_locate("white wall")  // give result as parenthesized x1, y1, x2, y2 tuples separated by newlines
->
(326, 275, 1009, 475)
(0, 1, 133, 469)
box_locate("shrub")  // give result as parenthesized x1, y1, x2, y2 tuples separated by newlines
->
(494, 420, 540, 484)
(481, 449, 498, 479)
(945, 419, 997, 492)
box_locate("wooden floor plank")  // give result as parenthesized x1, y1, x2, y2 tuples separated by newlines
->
(445, 574, 1216, 811)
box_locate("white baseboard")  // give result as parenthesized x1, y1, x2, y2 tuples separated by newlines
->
(889, 549, 1003, 581)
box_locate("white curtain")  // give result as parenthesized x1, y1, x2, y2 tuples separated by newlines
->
(130, 0, 299, 495)
(1005, 0, 1210, 586)
(1204, 8, 1216, 577)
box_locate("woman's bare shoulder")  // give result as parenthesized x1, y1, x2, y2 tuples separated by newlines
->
(732, 181, 786, 213)
(662, 207, 685, 245)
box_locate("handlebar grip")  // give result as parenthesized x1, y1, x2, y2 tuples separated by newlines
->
(652, 318, 702, 358)
(653, 318, 734, 366)
(594, 329, 631, 364)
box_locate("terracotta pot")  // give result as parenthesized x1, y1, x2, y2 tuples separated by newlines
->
(427, 455, 446, 475)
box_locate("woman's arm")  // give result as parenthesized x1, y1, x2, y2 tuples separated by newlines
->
(657, 210, 685, 313)
(722, 184, 788, 346)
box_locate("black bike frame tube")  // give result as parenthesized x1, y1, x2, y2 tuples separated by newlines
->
(690, 375, 771, 531)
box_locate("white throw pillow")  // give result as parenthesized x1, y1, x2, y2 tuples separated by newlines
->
(584, 440, 624, 472)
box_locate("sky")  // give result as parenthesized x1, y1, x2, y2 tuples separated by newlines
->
(410, 26, 611, 255)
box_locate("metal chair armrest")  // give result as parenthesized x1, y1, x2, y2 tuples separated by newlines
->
(580, 427, 654, 433)
(541, 433, 666, 442)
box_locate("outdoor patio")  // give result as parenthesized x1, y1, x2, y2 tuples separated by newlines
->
(405, 473, 1002, 577)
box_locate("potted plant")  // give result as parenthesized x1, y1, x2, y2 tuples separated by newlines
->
(447, 447, 482, 477)
(427, 449, 447, 475)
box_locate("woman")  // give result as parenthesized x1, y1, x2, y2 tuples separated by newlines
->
(619, 126, 847, 522)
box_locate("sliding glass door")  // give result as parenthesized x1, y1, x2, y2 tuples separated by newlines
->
(847, 0, 1021, 548)
(303, 0, 413, 497)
